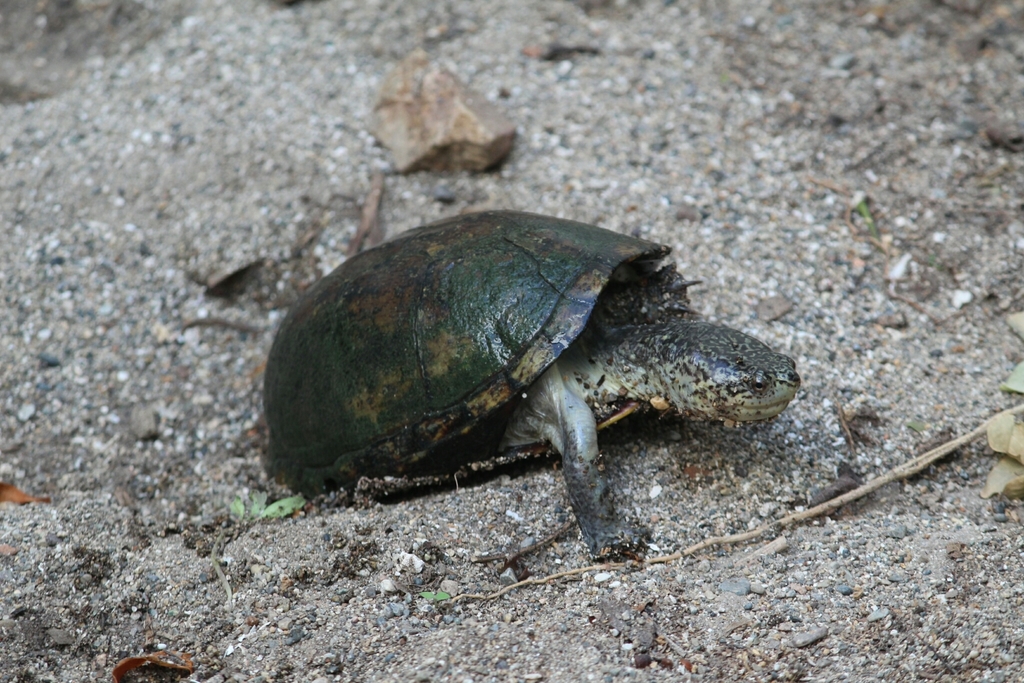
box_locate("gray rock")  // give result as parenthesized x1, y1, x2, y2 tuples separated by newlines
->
(675, 204, 701, 222)
(372, 49, 516, 173)
(129, 404, 160, 440)
(867, 608, 890, 622)
(719, 577, 751, 596)
(47, 628, 74, 645)
(498, 567, 519, 586)
(440, 579, 461, 596)
(431, 185, 457, 204)
(38, 352, 61, 367)
(836, 584, 854, 596)
(829, 53, 856, 70)
(885, 525, 909, 539)
(16, 404, 35, 422)
(756, 295, 793, 322)
(791, 626, 828, 648)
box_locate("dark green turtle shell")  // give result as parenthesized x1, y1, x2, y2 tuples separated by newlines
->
(263, 210, 669, 495)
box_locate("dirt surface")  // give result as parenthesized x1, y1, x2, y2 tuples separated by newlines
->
(2, 1, 1024, 681)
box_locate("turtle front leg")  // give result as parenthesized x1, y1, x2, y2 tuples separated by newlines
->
(502, 363, 645, 557)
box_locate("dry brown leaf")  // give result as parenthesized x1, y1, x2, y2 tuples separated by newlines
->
(1008, 311, 1024, 342)
(981, 456, 1024, 498)
(1010, 421, 1024, 459)
(1003, 475, 1024, 500)
(0, 482, 51, 504)
(987, 413, 1024, 460)
(112, 650, 194, 683)
(987, 413, 1016, 454)
(1002, 362, 1024, 395)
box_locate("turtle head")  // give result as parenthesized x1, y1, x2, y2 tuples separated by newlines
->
(655, 321, 800, 423)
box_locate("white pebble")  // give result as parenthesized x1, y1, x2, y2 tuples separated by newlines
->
(951, 290, 972, 309)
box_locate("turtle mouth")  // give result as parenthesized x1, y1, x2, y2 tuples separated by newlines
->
(722, 387, 799, 422)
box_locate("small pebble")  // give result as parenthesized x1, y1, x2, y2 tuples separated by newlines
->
(888, 573, 907, 584)
(499, 567, 519, 586)
(17, 404, 35, 422)
(593, 572, 613, 583)
(749, 582, 766, 595)
(994, 513, 1008, 523)
(791, 626, 828, 648)
(719, 577, 751, 596)
(867, 608, 890, 622)
(675, 205, 701, 222)
(129, 404, 160, 441)
(836, 585, 853, 596)
(431, 185, 457, 203)
(285, 627, 305, 645)
(38, 352, 61, 367)
(828, 53, 856, 70)
(47, 628, 74, 646)
(885, 525, 909, 539)
(743, 602, 753, 610)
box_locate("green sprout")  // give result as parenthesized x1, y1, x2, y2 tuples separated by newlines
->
(230, 491, 305, 520)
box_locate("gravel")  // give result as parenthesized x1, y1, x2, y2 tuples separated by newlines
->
(2, 0, 1024, 682)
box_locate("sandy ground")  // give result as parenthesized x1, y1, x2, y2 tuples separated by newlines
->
(2, 0, 1024, 681)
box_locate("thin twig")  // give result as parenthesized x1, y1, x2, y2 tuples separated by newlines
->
(806, 176, 850, 196)
(737, 535, 788, 566)
(661, 632, 690, 659)
(348, 172, 385, 256)
(453, 403, 1024, 600)
(887, 288, 949, 326)
(472, 520, 575, 563)
(182, 317, 261, 334)
(210, 530, 234, 608)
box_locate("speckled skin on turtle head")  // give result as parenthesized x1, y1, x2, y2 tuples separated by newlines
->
(262, 211, 670, 495)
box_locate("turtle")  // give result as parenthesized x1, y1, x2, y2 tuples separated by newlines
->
(263, 210, 800, 556)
